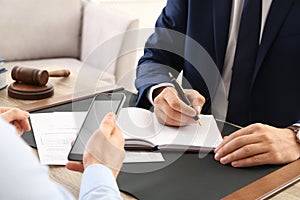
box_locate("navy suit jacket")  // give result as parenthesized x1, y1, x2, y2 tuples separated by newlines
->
(135, 0, 300, 127)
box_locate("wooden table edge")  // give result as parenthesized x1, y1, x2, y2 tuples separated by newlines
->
(222, 159, 300, 199)
(16, 84, 124, 112)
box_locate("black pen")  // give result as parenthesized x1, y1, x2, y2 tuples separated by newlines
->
(168, 72, 202, 126)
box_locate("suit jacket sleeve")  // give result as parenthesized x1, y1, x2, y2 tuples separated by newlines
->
(135, 0, 188, 108)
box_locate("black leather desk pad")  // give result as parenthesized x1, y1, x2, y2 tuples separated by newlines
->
(118, 146, 281, 200)
(21, 90, 282, 199)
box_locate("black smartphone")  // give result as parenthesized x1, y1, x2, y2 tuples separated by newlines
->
(68, 93, 126, 162)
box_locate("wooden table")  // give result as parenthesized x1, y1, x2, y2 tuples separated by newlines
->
(1, 67, 299, 200)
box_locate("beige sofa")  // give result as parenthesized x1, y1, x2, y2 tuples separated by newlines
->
(0, 0, 139, 92)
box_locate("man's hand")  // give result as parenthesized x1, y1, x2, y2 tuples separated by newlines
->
(66, 112, 125, 178)
(0, 107, 30, 135)
(153, 87, 205, 126)
(214, 123, 300, 167)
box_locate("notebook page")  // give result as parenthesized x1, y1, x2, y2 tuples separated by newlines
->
(117, 107, 156, 144)
(153, 115, 223, 148)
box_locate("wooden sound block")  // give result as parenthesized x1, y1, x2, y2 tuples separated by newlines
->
(8, 82, 54, 100)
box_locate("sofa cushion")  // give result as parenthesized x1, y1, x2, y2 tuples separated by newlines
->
(0, 0, 82, 61)
(81, 3, 130, 75)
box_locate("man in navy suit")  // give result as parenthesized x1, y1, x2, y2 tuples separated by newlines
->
(135, 0, 300, 167)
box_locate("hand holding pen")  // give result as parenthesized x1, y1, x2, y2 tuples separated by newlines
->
(151, 72, 205, 127)
(168, 72, 202, 126)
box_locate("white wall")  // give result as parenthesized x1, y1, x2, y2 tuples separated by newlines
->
(96, 0, 167, 28)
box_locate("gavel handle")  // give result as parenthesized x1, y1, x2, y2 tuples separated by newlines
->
(48, 69, 71, 77)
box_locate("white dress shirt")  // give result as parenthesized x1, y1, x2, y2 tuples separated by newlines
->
(0, 118, 122, 200)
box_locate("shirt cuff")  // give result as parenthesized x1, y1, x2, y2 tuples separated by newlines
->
(79, 164, 122, 200)
(147, 83, 174, 105)
(294, 121, 300, 126)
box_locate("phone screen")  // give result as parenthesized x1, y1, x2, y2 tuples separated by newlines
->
(68, 93, 125, 161)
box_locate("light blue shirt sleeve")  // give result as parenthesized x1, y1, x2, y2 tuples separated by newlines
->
(80, 164, 123, 200)
(0, 118, 122, 200)
(0, 118, 74, 200)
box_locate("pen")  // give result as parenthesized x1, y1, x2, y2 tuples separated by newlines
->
(168, 72, 202, 126)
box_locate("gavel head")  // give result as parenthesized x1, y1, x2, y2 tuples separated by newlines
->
(11, 66, 49, 86)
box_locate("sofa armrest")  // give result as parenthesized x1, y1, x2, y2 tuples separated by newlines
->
(81, 2, 139, 91)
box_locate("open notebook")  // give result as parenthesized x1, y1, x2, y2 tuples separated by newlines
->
(117, 107, 223, 152)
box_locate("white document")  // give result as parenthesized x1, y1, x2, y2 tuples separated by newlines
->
(30, 112, 165, 165)
(124, 151, 165, 163)
(30, 112, 87, 165)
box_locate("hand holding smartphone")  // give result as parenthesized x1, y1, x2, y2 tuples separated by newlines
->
(68, 93, 126, 162)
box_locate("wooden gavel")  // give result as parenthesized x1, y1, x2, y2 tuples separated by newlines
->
(11, 66, 70, 86)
